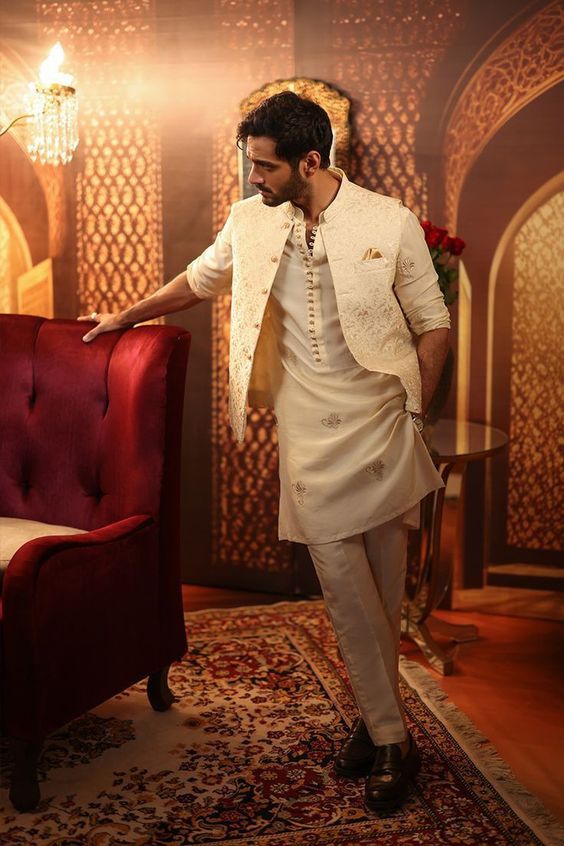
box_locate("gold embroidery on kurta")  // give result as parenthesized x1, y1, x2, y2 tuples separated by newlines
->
(400, 257, 415, 277)
(365, 460, 385, 480)
(321, 413, 343, 429)
(291, 481, 307, 505)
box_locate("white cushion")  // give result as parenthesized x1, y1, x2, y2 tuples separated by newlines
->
(0, 517, 86, 592)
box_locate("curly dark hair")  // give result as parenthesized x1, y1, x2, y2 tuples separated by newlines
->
(236, 90, 332, 169)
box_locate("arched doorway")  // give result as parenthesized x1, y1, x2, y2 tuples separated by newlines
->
(0, 195, 33, 313)
(488, 176, 564, 569)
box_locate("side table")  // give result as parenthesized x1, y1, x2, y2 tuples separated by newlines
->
(402, 419, 508, 675)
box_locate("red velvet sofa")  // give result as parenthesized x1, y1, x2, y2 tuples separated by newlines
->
(0, 314, 191, 811)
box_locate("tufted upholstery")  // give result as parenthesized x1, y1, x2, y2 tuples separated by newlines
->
(0, 314, 191, 810)
(0, 315, 183, 529)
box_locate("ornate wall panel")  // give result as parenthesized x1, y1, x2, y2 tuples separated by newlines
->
(210, 0, 465, 579)
(329, 0, 464, 217)
(507, 191, 564, 551)
(37, 0, 163, 314)
(211, 0, 295, 576)
(443, 0, 564, 231)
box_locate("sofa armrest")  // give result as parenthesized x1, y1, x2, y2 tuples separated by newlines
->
(2, 514, 154, 598)
(1, 515, 167, 740)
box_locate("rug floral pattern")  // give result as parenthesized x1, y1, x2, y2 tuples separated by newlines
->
(0, 601, 551, 845)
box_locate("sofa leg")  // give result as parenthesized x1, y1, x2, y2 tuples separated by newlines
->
(147, 664, 175, 711)
(9, 738, 42, 812)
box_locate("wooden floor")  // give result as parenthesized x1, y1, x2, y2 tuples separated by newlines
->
(182, 584, 564, 826)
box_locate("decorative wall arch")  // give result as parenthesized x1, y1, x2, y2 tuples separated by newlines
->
(442, 0, 564, 232)
(0, 195, 33, 312)
(238, 77, 351, 195)
(487, 171, 564, 422)
(487, 173, 564, 559)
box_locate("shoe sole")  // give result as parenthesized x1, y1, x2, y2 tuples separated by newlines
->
(363, 751, 421, 812)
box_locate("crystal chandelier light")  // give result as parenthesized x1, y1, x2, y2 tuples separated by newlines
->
(0, 42, 79, 166)
(28, 42, 78, 165)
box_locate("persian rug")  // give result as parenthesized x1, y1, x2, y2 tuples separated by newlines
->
(1, 601, 562, 846)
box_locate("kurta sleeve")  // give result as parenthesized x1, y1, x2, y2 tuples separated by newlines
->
(186, 210, 233, 299)
(394, 207, 451, 335)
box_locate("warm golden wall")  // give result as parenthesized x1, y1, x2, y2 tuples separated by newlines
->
(1, 0, 562, 588)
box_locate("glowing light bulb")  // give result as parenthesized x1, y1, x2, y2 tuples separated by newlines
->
(39, 42, 74, 88)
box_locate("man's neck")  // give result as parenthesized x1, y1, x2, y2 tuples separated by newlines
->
(292, 170, 341, 226)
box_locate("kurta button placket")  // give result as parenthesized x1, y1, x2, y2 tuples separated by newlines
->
(290, 219, 321, 365)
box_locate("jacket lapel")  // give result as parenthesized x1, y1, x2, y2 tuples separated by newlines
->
(234, 199, 292, 297)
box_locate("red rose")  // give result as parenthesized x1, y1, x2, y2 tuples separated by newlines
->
(449, 236, 466, 256)
(426, 225, 448, 249)
(419, 219, 465, 256)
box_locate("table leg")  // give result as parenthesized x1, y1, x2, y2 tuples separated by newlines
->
(403, 618, 457, 676)
(403, 460, 481, 674)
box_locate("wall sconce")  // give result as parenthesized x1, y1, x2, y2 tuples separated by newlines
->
(0, 42, 79, 166)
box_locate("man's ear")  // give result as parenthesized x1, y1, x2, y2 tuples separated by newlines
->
(303, 150, 322, 176)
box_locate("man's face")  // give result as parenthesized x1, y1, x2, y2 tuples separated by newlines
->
(246, 136, 308, 206)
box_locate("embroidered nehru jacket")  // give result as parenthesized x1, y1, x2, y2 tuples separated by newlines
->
(186, 169, 450, 443)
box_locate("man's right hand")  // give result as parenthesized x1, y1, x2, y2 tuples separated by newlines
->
(78, 272, 204, 343)
(79, 312, 131, 343)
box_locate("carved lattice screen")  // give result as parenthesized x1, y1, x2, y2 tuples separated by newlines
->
(38, 0, 164, 314)
(330, 0, 464, 216)
(507, 190, 564, 551)
(210, 0, 296, 577)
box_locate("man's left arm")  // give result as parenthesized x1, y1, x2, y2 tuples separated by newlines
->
(394, 206, 451, 417)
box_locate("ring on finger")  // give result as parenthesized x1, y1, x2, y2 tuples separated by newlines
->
(90, 311, 98, 320)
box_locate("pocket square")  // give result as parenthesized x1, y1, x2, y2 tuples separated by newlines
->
(362, 248, 383, 260)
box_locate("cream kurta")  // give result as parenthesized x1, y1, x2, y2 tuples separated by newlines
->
(269, 199, 444, 544)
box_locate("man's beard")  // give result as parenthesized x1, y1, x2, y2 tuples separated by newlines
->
(259, 168, 308, 206)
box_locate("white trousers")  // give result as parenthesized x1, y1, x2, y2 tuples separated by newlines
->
(308, 516, 408, 745)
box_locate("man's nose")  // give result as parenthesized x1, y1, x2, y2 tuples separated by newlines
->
(248, 164, 263, 185)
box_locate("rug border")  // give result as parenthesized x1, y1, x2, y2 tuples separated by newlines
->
(185, 600, 564, 846)
(399, 657, 564, 846)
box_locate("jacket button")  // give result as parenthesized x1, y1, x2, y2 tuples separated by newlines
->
(271, 256, 278, 263)
(282, 222, 291, 229)
(261, 287, 268, 294)
(254, 322, 260, 329)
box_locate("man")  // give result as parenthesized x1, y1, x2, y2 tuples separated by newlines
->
(82, 91, 450, 812)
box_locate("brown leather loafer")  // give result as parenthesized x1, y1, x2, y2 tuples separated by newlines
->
(364, 732, 421, 812)
(334, 717, 378, 778)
